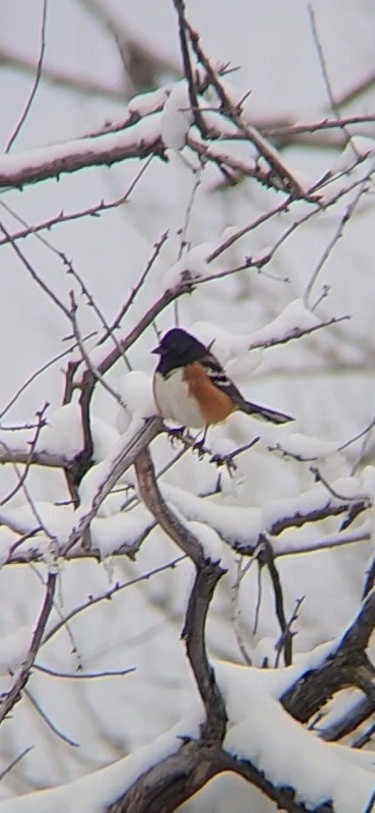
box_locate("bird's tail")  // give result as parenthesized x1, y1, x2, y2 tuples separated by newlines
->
(241, 400, 293, 424)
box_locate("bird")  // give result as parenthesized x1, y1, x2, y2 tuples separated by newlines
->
(152, 327, 293, 429)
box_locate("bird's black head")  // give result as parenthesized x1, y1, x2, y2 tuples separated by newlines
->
(152, 328, 207, 371)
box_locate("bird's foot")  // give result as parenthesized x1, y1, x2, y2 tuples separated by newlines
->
(167, 425, 186, 445)
(193, 430, 208, 459)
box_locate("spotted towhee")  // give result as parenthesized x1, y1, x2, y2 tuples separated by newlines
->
(152, 328, 293, 428)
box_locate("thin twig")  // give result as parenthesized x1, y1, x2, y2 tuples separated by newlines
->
(0, 403, 49, 506)
(0, 158, 153, 248)
(259, 536, 291, 666)
(0, 220, 70, 320)
(0, 746, 34, 783)
(0, 332, 95, 420)
(33, 663, 135, 679)
(5, 0, 48, 152)
(183, 13, 306, 198)
(42, 555, 185, 647)
(307, 4, 352, 149)
(99, 229, 169, 343)
(0, 571, 57, 725)
(304, 178, 370, 308)
(23, 686, 79, 748)
(173, 0, 207, 135)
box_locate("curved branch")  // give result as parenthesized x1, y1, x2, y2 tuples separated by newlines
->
(134, 446, 227, 743)
(282, 590, 375, 723)
(0, 571, 57, 725)
(107, 739, 326, 813)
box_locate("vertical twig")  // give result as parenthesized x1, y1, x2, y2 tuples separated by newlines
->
(5, 0, 48, 152)
(0, 571, 57, 725)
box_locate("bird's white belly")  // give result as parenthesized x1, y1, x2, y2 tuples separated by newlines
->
(153, 369, 205, 428)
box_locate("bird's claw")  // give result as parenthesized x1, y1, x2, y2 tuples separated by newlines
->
(167, 426, 186, 445)
(193, 438, 206, 459)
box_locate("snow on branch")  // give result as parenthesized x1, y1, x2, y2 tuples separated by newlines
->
(161, 473, 372, 556)
(0, 116, 165, 190)
(282, 589, 375, 725)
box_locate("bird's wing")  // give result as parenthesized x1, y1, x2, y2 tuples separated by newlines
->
(200, 351, 293, 424)
(199, 351, 246, 405)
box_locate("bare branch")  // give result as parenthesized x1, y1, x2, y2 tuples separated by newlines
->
(0, 220, 70, 319)
(282, 590, 375, 723)
(99, 229, 170, 343)
(0, 571, 57, 725)
(173, 0, 207, 136)
(0, 158, 152, 248)
(0, 403, 49, 506)
(41, 556, 184, 647)
(23, 687, 79, 748)
(5, 0, 48, 152)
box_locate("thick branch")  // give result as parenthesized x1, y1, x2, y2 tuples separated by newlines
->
(282, 590, 375, 722)
(107, 738, 332, 813)
(134, 447, 227, 742)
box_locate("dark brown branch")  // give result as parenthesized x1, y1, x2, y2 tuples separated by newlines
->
(183, 566, 227, 743)
(259, 536, 292, 666)
(107, 737, 333, 813)
(173, 0, 207, 136)
(282, 590, 375, 723)
(135, 447, 206, 568)
(134, 447, 227, 742)
(183, 15, 306, 198)
(320, 695, 374, 742)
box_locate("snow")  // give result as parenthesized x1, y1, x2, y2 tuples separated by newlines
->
(90, 508, 154, 560)
(0, 707, 204, 813)
(188, 127, 258, 174)
(189, 299, 324, 369)
(1, 0, 375, 807)
(279, 432, 341, 460)
(200, 109, 240, 139)
(185, 520, 223, 563)
(0, 113, 163, 184)
(128, 86, 171, 117)
(116, 371, 156, 434)
(4, 641, 375, 813)
(223, 685, 375, 812)
(0, 502, 73, 543)
(78, 415, 147, 506)
(162, 243, 216, 291)
(161, 80, 194, 149)
(246, 299, 321, 348)
(161, 475, 369, 552)
(0, 404, 118, 464)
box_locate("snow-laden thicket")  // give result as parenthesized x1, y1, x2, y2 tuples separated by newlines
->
(0, 1, 375, 810)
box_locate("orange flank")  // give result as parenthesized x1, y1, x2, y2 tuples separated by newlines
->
(183, 362, 236, 425)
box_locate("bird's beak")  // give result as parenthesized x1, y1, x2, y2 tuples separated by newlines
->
(151, 344, 161, 354)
